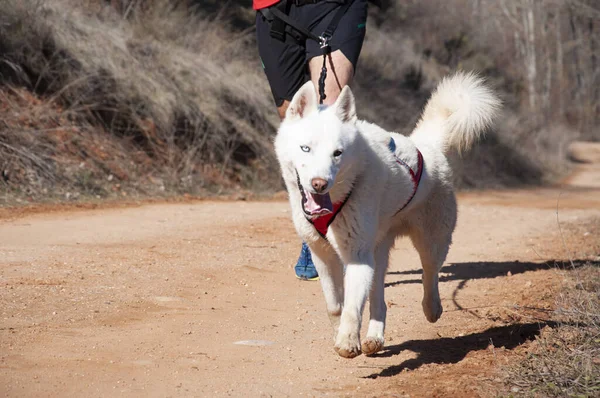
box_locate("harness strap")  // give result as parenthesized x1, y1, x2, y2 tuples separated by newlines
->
(306, 191, 352, 239)
(309, 202, 340, 238)
(263, 0, 354, 45)
(394, 149, 424, 215)
(322, 0, 354, 40)
(295, 168, 352, 239)
(262, 5, 322, 44)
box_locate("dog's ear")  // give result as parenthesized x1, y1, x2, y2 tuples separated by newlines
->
(334, 85, 357, 123)
(286, 81, 318, 121)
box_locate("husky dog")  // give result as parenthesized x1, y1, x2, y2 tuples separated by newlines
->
(274, 73, 500, 358)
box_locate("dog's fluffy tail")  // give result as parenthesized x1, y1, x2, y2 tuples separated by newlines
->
(411, 72, 501, 154)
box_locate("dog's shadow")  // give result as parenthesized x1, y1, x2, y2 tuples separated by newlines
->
(385, 259, 600, 287)
(365, 321, 556, 378)
(369, 259, 599, 378)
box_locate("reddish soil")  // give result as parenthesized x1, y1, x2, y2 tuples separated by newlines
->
(1, 143, 599, 397)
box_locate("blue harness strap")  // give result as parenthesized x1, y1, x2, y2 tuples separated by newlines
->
(388, 137, 397, 152)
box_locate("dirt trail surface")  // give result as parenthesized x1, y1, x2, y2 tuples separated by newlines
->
(2, 143, 600, 397)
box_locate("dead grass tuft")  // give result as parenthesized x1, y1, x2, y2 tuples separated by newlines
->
(505, 263, 600, 397)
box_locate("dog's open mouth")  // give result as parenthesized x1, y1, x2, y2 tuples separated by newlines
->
(295, 170, 333, 218)
(302, 189, 333, 217)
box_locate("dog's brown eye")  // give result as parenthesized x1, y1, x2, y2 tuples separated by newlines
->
(333, 149, 343, 157)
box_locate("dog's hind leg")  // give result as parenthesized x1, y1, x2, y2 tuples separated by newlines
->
(362, 236, 393, 355)
(409, 217, 455, 323)
(408, 190, 457, 323)
(309, 242, 345, 338)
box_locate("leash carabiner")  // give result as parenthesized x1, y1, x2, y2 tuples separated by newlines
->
(319, 35, 330, 50)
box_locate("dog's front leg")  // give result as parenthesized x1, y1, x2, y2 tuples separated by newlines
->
(362, 237, 394, 355)
(335, 251, 375, 359)
(309, 242, 345, 337)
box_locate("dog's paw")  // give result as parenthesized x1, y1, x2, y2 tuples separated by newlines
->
(334, 344, 361, 359)
(334, 334, 361, 359)
(361, 336, 384, 356)
(422, 297, 443, 323)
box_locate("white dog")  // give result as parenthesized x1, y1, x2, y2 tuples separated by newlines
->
(275, 73, 500, 358)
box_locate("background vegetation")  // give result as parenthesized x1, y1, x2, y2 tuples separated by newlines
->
(0, 0, 598, 203)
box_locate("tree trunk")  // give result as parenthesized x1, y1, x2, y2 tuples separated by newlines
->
(523, 0, 537, 111)
(555, 6, 564, 119)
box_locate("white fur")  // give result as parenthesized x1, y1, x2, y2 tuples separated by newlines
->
(275, 73, 500, 358)
(412, 72, 501, 153)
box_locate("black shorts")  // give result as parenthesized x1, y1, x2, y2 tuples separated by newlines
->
(256, 0, 368, 107)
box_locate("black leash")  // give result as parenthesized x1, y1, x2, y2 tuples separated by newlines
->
(261, 0, 355, 104)
(318, 50, 328, 104)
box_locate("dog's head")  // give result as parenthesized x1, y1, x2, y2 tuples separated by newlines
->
(275, 81, 360, 218)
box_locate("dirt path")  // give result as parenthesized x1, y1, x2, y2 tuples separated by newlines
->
(1, 144, 599, 397)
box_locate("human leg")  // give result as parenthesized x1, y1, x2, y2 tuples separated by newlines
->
(306, 0, 368, 103)
(256, 10, 320, 279)
(255, 11, 307, 118)
(294, 241, 319, 280)
(308, 50, 355, 105)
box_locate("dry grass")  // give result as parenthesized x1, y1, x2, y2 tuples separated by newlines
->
(503, 263, 600, 397)
(0, 0, 279, 203)
(0, 86, 149, 201)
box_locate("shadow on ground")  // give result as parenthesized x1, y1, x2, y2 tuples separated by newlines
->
(365, 321, 557, 379)
(370, 260, 600, 379)
(385, 259, 600, 288)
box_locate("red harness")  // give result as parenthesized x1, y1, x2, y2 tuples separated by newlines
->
(310, 202, 346, 237)
(307, 142, 424, 238)
(393, 148, 424, 215)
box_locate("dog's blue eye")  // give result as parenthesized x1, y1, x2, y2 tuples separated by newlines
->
(300, 145, 311, 153)
(333, 149, 343, 157)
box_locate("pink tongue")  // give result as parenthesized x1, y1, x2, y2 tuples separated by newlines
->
(303, 190, 333, 216)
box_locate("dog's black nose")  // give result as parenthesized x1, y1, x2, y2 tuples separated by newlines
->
(311, 178, 328, 193)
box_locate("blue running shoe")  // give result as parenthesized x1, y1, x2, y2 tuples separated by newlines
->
(295, 242, 319, 281)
